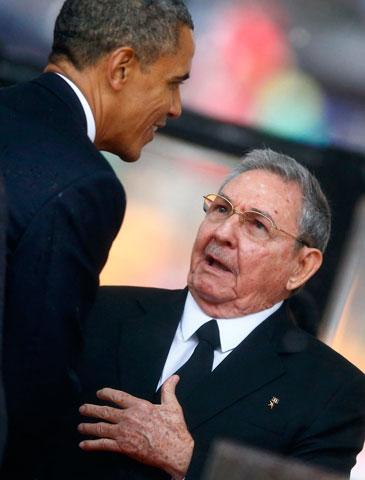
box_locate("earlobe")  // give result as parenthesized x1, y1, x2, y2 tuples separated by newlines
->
(107, 47, 136, 90)
(286, 248, 323, 291)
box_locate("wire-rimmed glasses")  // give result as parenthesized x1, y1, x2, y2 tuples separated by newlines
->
(203, 194, 310, 247)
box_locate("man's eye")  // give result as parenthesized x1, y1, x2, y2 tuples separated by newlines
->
(212, 204, 227, 214)
(254, 220, 268, 231)
(244, 213, 271, 236)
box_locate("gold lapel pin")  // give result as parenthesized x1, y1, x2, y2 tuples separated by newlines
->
(268, 396, 280, 409)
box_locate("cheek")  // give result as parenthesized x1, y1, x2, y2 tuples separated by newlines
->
(144, 91, 169, 115)
(189, 224, 211, 270)
(236, 244, 289, 289)
(237, 242, 269, 269)
(260, 250, 295, 289)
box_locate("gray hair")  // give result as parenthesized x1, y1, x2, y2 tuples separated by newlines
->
(219, 148, 331, 253)
(49, 0, 193, 69)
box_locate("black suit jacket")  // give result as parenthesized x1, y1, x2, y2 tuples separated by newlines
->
(0, 171, 7, 466)
(0, 73, 126, 477)
(51, 286, 365, 480)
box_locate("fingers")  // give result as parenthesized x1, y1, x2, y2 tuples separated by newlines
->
(79, 437, 119, 452)
(78, 421, 115, 438)
(96, 387, 142, 408)
(161, 375, 180, 406)
(79, 403, 122, 423)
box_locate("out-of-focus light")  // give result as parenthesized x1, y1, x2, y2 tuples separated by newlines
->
(181, 4, 290, 125)
(100, 204, 178, 286)
(289, 26, 312, 49)
(255, 68, 329, 144)
(220, 6, 290, 86)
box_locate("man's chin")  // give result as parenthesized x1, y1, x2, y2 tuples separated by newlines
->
(120, 155, 140, 163)
(118, 148, 141, 163)
(109, 142, 143, 163)
(190, 284, 234, 306)
(99, 145, 140, 163)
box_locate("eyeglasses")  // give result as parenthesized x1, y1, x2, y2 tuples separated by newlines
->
(203, 194, 310, 247)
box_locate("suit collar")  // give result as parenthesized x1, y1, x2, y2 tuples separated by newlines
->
(270, 302, 312, 354)
(53, 73, 96, 142)
(135, 286, 189, 315)
(32, 72, 87, 133)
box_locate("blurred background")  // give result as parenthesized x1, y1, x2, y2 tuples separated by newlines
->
(0, 0, 364, 477)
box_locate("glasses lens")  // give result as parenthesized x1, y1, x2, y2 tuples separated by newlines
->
(242, 212, 272, 239)
(203, 194, 232, 221)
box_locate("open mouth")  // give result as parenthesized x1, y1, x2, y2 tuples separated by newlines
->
(152, 123, 166, 133)
(206, 254, 232, 273)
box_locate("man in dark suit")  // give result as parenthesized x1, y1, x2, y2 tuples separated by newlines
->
(0, 0, 194, 477)
(52, 149, 364, 480)
(0, 172, 7, 467)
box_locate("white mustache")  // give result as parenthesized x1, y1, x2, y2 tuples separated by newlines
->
(203, 244, 239, 276)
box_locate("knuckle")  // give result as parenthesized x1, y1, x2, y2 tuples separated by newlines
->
(139, 401, 152, 413)
(95, 422, 104, 436)
(111, 390, 123, 403)
(100, 406, 110, 419)
(100, 438, 108, 450)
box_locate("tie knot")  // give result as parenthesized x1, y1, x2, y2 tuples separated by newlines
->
(196, 319, 220, 350)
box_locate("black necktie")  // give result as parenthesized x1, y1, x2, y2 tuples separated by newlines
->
(154, 319, 220, 403)
(171, 319, 220, 403)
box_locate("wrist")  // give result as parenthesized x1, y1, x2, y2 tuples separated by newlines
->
(166, 435, 194, 480)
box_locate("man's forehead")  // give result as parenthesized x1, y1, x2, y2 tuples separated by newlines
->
(221, 170, 303, 219)
(223, 170, 293, 193)
(173, 26, 195, 68)
(156, 27, 194, 77)
(223, 170, 276, 190)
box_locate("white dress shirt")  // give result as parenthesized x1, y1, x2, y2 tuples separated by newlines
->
(157, 292, 283, 390)
(55, 73, 96, 142)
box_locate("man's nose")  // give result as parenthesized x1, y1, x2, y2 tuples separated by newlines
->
(168, 88, 182, 119)
(213, 214, 240, 247)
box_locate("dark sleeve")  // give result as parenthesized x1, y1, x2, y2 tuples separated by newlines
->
(0, 171, 7, 466)
(4, 171, 125, 436)
(185, 437, 212, 480)
(289, 372, 365, 477)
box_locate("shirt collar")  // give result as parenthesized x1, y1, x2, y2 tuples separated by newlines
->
(55, 73, 96, 142)
(181, 292, 283, 353)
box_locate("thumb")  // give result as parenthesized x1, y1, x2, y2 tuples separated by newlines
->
(161, 374, 180, 406)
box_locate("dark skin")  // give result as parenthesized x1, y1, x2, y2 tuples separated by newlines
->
(45, 26, 195, 162)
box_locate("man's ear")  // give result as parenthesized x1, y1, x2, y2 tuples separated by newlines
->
(106, 47, 137, 90)
(286, 247, 323, 292)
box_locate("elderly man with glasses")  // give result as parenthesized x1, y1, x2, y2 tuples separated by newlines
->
(52, 148, 364, 480)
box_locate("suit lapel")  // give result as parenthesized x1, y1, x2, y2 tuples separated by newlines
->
(117, 288, 188, 402)
(182, 304, 303, 430)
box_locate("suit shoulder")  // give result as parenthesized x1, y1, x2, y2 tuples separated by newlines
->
(297, 327, 365, 382)
(85, 286, 185, 339)
(93, 285, 185, 312)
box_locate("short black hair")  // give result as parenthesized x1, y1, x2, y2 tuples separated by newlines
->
(49, 0, 194, 69)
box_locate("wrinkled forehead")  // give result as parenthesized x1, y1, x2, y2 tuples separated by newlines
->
(220, 170, 303, 226)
